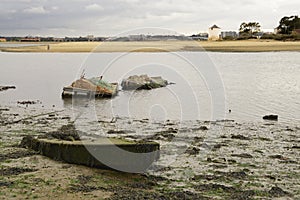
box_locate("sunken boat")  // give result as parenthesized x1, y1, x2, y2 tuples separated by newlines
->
(62, 77, 118, 98)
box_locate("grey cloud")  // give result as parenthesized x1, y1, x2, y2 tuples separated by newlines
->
(0, 0, 299, 36)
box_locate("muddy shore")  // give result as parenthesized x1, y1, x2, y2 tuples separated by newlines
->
(0, 104, 299, 199)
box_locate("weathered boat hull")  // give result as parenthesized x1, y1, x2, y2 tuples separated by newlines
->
(61, 83, 118, 99)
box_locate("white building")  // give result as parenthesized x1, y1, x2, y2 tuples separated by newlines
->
(208, 25, 221, 41)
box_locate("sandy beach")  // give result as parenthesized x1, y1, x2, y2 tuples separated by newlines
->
(1, 40, 300, 53)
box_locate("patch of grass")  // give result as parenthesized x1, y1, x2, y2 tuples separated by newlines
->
(69, 178, 80, 185)
(245, 181, 264, 188)
(253, 190, 268, 197)
(203, 188, 227, 197)
(0, 142, 4, 147)
(16, 181, 29, 189)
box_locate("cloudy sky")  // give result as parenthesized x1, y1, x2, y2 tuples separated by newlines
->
(0, 0, 299, 37)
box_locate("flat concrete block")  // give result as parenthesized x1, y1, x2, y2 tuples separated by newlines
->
(21, 136, 159, 173)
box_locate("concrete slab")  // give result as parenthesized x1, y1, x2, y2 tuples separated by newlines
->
(21, 136, 160, 173)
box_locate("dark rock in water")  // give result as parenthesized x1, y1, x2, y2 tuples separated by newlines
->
(121, 75, 169, 90)
(268, 186, 291, 197)
(263, 114, 278, 121)
(17, 100, 37, 105)
(0, 86, 16, 92)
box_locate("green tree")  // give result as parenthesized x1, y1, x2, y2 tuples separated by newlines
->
(277, 15, 300, 34)
(239, 22, 261, 35)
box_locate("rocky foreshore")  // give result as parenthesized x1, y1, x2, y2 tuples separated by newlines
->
(0, 105, 299, 199)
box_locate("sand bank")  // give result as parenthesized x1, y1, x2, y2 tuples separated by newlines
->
(0, 40, 300, 53)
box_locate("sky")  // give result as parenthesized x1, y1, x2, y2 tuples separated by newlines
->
(0, 0, 299, 37)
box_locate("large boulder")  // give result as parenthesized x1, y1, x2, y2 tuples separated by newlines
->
(121, 75, 168, 90)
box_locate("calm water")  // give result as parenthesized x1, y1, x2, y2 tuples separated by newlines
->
(0, 51, 299, 123)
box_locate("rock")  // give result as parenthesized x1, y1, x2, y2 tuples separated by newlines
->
(0, 86, 16, 92)
(107, 130, 135, 134)
(121, 75, 168, 90)
(231, 134, 250, 140)
(17, 100, 37, 105)
(269, 154, 285, 160)
(192, 126, 209, 131)
(216, 119, 235, 122)
(231, 153, 253, 158)
(185, 146, 200, 155)
(268, 186, 290, 197)
(45, 124, 81, 141)
(263, 114, 278, 121)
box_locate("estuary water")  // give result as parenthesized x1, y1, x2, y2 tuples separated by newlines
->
(0, 51, 299, 123)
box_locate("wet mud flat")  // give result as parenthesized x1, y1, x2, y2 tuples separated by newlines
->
(0, 105, 299, 199)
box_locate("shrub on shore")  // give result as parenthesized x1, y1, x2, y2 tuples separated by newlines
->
(261, 33, 300, 41)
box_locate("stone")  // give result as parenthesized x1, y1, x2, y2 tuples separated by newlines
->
(121, 75, 168, 90)
(263, 114, 278, 121)
(0, 86, 16, 92)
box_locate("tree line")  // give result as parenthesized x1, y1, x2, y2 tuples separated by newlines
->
(235, 15, 300, 41)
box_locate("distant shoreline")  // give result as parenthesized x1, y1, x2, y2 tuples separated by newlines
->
(1, 40, 300, 53)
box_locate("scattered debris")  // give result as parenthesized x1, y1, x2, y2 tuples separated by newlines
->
(185, 146, 200, 155)
(0, 150, 37, 162)
(0, 181, 14, 187)
(0, 167, 36, 176)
